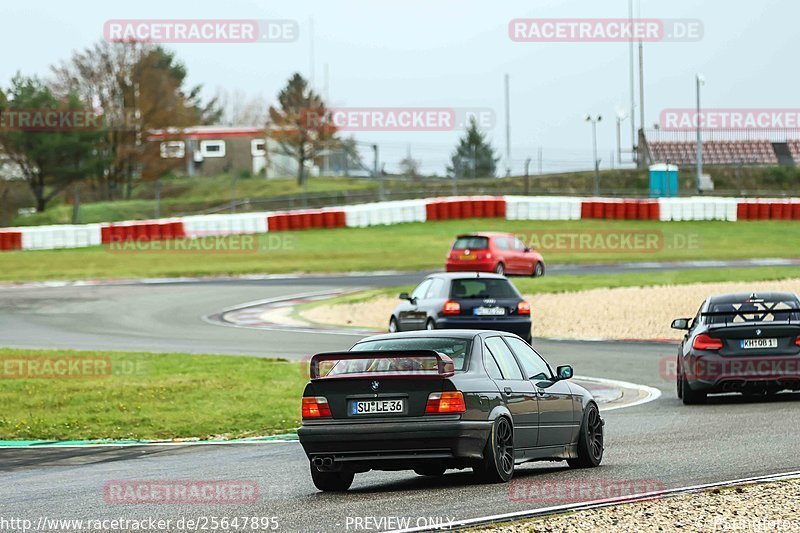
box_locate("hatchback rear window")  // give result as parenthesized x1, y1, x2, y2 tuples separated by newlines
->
(351, 337, 470, 371)
(452, 236, 488, 250)
(706, 300, 800, 324)
(450, 279, 518, 299)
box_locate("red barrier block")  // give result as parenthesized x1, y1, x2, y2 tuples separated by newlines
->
(745, 202, 758, 220)
(461, 200, 474, 219)
(110, 225, 127, 242)
(591, 201, 603, 219)
(432, 202, 446, 220)
(171, 221, 186, 238)
(333, 211, 346, 228)
(310, 212, 324, 228)
(757, 202, 770, 220)
(580, 201, 593, 219)
(771, 202, 785, 220)
(426, 202, 439, 221)
(637, 201, 649, 220)
(736, 203, 748, 221)
(485, 200, 497, 218)
(101, 226, 111, 244)
(268, 214, 286, 232)
(10, 232, 22, 250)
(133, 224, 149, 241)
(473, 200, 485, 218)
(0, 232, 10, 251)
(792, 203, 800, 220)
(492, 199, 505, 218)
(160, 223, 174, 240)
(602, 202, 615, 219)
(648, 201, 660, 220)
(624, 200, 638, 220)
(287, 214, 302, 231)
(0, 232, 22, 251)
(614, 201, 626, 219)
(146, 223, 161, 241)
(448, 201, 462, 219)
(322, 211, 336, 228)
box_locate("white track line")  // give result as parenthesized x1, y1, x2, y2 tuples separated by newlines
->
(390, 470, 800, 532)
(575, 375, 663, 411)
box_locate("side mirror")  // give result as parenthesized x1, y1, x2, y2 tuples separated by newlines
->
(524, 247, 532, 253)
(399, 292, 410, 301)
(556, 365, 573, 380)
(671, 318, 690, 330)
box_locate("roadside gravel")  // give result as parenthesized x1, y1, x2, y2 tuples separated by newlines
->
(300, 279, 800, 340)
(479, 478, 800, 532)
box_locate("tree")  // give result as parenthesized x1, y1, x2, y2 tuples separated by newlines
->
(0, 75, 107, 212)
(50, 41, 221, 199)
(399, 153, 422, 180)
(267, 73, 336, 185)
(447, 117, 499, 178)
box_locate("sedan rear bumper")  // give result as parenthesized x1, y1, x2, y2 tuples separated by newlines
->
(435, 316, 531, 338)
(298, 418, 492, 467)
(685, 353, 800, 392)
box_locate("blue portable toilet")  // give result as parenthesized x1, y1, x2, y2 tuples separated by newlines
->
(649, 163, 679, 198)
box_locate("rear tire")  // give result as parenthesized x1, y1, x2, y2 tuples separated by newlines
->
(310, 463, 354, 492)
(426, 319, 436, 330)
(532, 262, 545, 277)
(681, 375, 707, 405)
(388, 316, 400, 333)
(676, 356, 683, 399)
(473, 417, 514, 483)
(494, 263, 505, 276)
(567, 403, 603, 468)
(414, 465, 447, 476)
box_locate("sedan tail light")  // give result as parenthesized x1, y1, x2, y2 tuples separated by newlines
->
(693, 333, 723, 351)
(425, 391, 466, 414)
(443, 300, 461, 314)
(302, 396, 332, 419)
(795, 336, 800, 347)
(517, 301, 531, 315)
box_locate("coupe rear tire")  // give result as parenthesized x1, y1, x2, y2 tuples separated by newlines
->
(494, 263, 505, 276)
(532, 262, 545, 277)
(473, 417, 514, 483)
(426, 319, 436, 330)
(388, 316, 400, 333)
(681, 375, 707, 405)
(676, 356, 683, 399)
(310, 463, 355, 492)
(567, 403, 603, 468)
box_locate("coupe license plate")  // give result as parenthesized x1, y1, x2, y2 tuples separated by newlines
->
(474, 307, 506, 316)
(459, 254, 476, 260)
(351, 399, 404, 415)
(740, 338, 777, 349)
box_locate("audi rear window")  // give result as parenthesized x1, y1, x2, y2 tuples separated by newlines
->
(450, 279, 518, 299)
(351, 337, 470, 371)
(452, 236, 488, 250)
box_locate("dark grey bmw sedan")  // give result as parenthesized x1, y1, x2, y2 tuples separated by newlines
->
(297, 330, 604, 492)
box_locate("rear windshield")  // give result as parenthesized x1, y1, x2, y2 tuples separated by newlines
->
(452, 236, 488, 250)
(450, 278, 518, 299)
(706, 300, 800, 324)
(350, 337, 470, 371)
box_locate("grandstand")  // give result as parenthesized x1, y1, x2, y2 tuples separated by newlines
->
(641, 129, 800, 167)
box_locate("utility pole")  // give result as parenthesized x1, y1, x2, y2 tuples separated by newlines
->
(696, 74, 705, 194)
(524, 157, 531, 195)
(373, 144, 383, 200)
(504, 74, 511, 177)
(637, 0, 645, 142)
(537, 146, 542, 175)
(585, 114, 603, 196)
(629, 0, 636, 160)
(154, 179, 161, 219)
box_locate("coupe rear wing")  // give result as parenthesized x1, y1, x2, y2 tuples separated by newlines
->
(309, 350, 455, 380)
(702, 307, 800, 327)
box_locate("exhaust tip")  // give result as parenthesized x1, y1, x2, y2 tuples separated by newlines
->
(322, 457, 334, 467)
(312, 457, 324, 467)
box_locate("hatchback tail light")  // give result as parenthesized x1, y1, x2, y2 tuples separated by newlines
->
(517, 301, 531, 315)
(425, 391, 466, 414)
(443, 300, 461, 314)
(302, 396, 332, 419)
(795, 336, 800, 347)
(693, 333, 723, 351)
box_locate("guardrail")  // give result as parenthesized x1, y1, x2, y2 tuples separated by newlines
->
(1, 195, 798, 252)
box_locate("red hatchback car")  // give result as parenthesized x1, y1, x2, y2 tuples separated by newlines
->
(445, 232, 545, 277)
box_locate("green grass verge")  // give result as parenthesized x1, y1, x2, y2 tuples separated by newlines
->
(1, 220, 799, 282)
(0, 349, 307, 441)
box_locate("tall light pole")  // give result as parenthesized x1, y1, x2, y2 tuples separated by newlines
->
(504, 74, 511, 177)
(585, 114, 603, 196)
(615, 106, 628, 165)
(628, 0, 636, 160)
(696, 74, 705, 194)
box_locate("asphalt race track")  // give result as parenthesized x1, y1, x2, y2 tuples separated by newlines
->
(1, 266, 800, 531)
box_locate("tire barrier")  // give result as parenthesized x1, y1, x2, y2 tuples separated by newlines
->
(1, 195, 798, 252)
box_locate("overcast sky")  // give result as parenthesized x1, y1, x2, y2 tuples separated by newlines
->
(1, 0, 794, 174)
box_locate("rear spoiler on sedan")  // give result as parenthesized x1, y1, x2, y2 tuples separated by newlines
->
(702, 308, 800, 327)
(309, 350, 455, 380)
